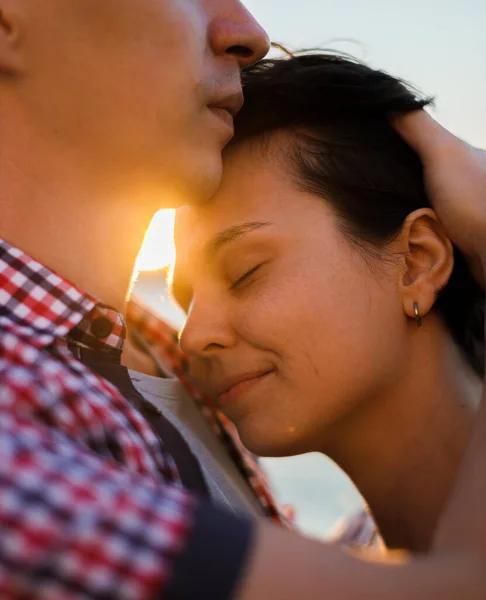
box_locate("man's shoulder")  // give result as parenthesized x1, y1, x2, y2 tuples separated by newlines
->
(0, 319, 169, 476)
(0, 326, 61, 399)
(0, 320, 109, 432)
(0, 329, 89, 445)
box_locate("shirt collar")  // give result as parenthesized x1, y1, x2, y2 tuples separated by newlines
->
(0, 238, 125, 351)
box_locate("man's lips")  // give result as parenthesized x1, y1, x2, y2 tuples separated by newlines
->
(207, 90, 244, 130)
(208, 106, 234, 129)
(208, 91, 244, 117)
(217, 370, 274, 406)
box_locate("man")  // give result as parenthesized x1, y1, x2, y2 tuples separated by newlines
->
(1, 0, 284, 525)
(0, 2, 485, 599)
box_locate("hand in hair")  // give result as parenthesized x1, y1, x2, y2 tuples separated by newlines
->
(394, 111, 486, 286)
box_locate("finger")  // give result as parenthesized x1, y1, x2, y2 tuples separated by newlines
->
(392, 110, 461, 160)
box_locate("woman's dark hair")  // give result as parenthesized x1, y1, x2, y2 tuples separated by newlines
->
(232, 51, 484, 375)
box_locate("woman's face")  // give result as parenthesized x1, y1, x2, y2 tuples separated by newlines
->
(174, 140, 410, 457)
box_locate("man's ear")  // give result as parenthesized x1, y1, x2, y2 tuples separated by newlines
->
(398, 208, 454, 323)
(0, 1, 24, 76)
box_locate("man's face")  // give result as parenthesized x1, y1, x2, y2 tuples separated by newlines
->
(8, 0, 268, 206)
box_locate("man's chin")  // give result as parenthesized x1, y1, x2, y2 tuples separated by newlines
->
(176, 158, 223, 207)
(145, 149, 223, 209)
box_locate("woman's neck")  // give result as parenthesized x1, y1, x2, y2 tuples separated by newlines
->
(322, 315, 482, 553)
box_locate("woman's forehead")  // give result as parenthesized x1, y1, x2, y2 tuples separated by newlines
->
(176, 159, 278, 240)
(173, 134, 337, 262)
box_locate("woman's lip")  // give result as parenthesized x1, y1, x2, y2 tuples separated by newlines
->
(218, 371, 274, 407)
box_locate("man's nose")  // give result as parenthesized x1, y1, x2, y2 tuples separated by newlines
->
(179, 298, 236, 358)
(208, 0, 270, 69)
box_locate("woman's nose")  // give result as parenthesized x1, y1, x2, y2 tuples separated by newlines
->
(179, 299, 236, 358)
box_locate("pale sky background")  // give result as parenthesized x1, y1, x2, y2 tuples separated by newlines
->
(244, 0, 486, 147)
(135, 0, 486, 538)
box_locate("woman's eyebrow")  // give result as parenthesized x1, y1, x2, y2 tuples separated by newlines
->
(171, 221, 272, 309)
(205, 221, 272, 260)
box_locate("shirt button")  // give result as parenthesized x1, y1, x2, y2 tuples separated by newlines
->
(90, 317, 114, 339)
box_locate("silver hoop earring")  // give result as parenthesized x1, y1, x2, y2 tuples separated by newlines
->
(413, 302, 422, 327)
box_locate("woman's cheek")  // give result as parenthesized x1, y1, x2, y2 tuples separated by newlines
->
(234, 281, 295, 344)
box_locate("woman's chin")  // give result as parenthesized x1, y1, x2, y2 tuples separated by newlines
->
(237, 424, 311, 458)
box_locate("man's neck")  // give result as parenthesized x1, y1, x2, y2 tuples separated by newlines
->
(0, 154, 157, 312)
(321, 317, 482, 553)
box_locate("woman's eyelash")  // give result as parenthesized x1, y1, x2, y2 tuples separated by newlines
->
(231, 264, 262, 289)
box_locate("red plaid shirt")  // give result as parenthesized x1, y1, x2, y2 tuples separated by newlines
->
(0, 239, 257, 600)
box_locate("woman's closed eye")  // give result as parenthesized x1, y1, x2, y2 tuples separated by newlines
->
(230, 263, 263, 291)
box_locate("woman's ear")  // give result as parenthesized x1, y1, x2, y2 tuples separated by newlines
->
(0, 1, 24, 76)
(398, 208, 454, 324)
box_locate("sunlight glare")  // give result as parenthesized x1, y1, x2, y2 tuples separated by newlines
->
(135, 209, 176, 272)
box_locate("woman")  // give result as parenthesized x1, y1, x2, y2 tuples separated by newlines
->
(171, 53, 484, 553)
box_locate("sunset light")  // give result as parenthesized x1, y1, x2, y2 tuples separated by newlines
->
(135, 209, 176, 272)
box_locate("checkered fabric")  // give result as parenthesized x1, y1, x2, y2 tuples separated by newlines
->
(0, 239, 197, 599)
(127, 297, 289, 526)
